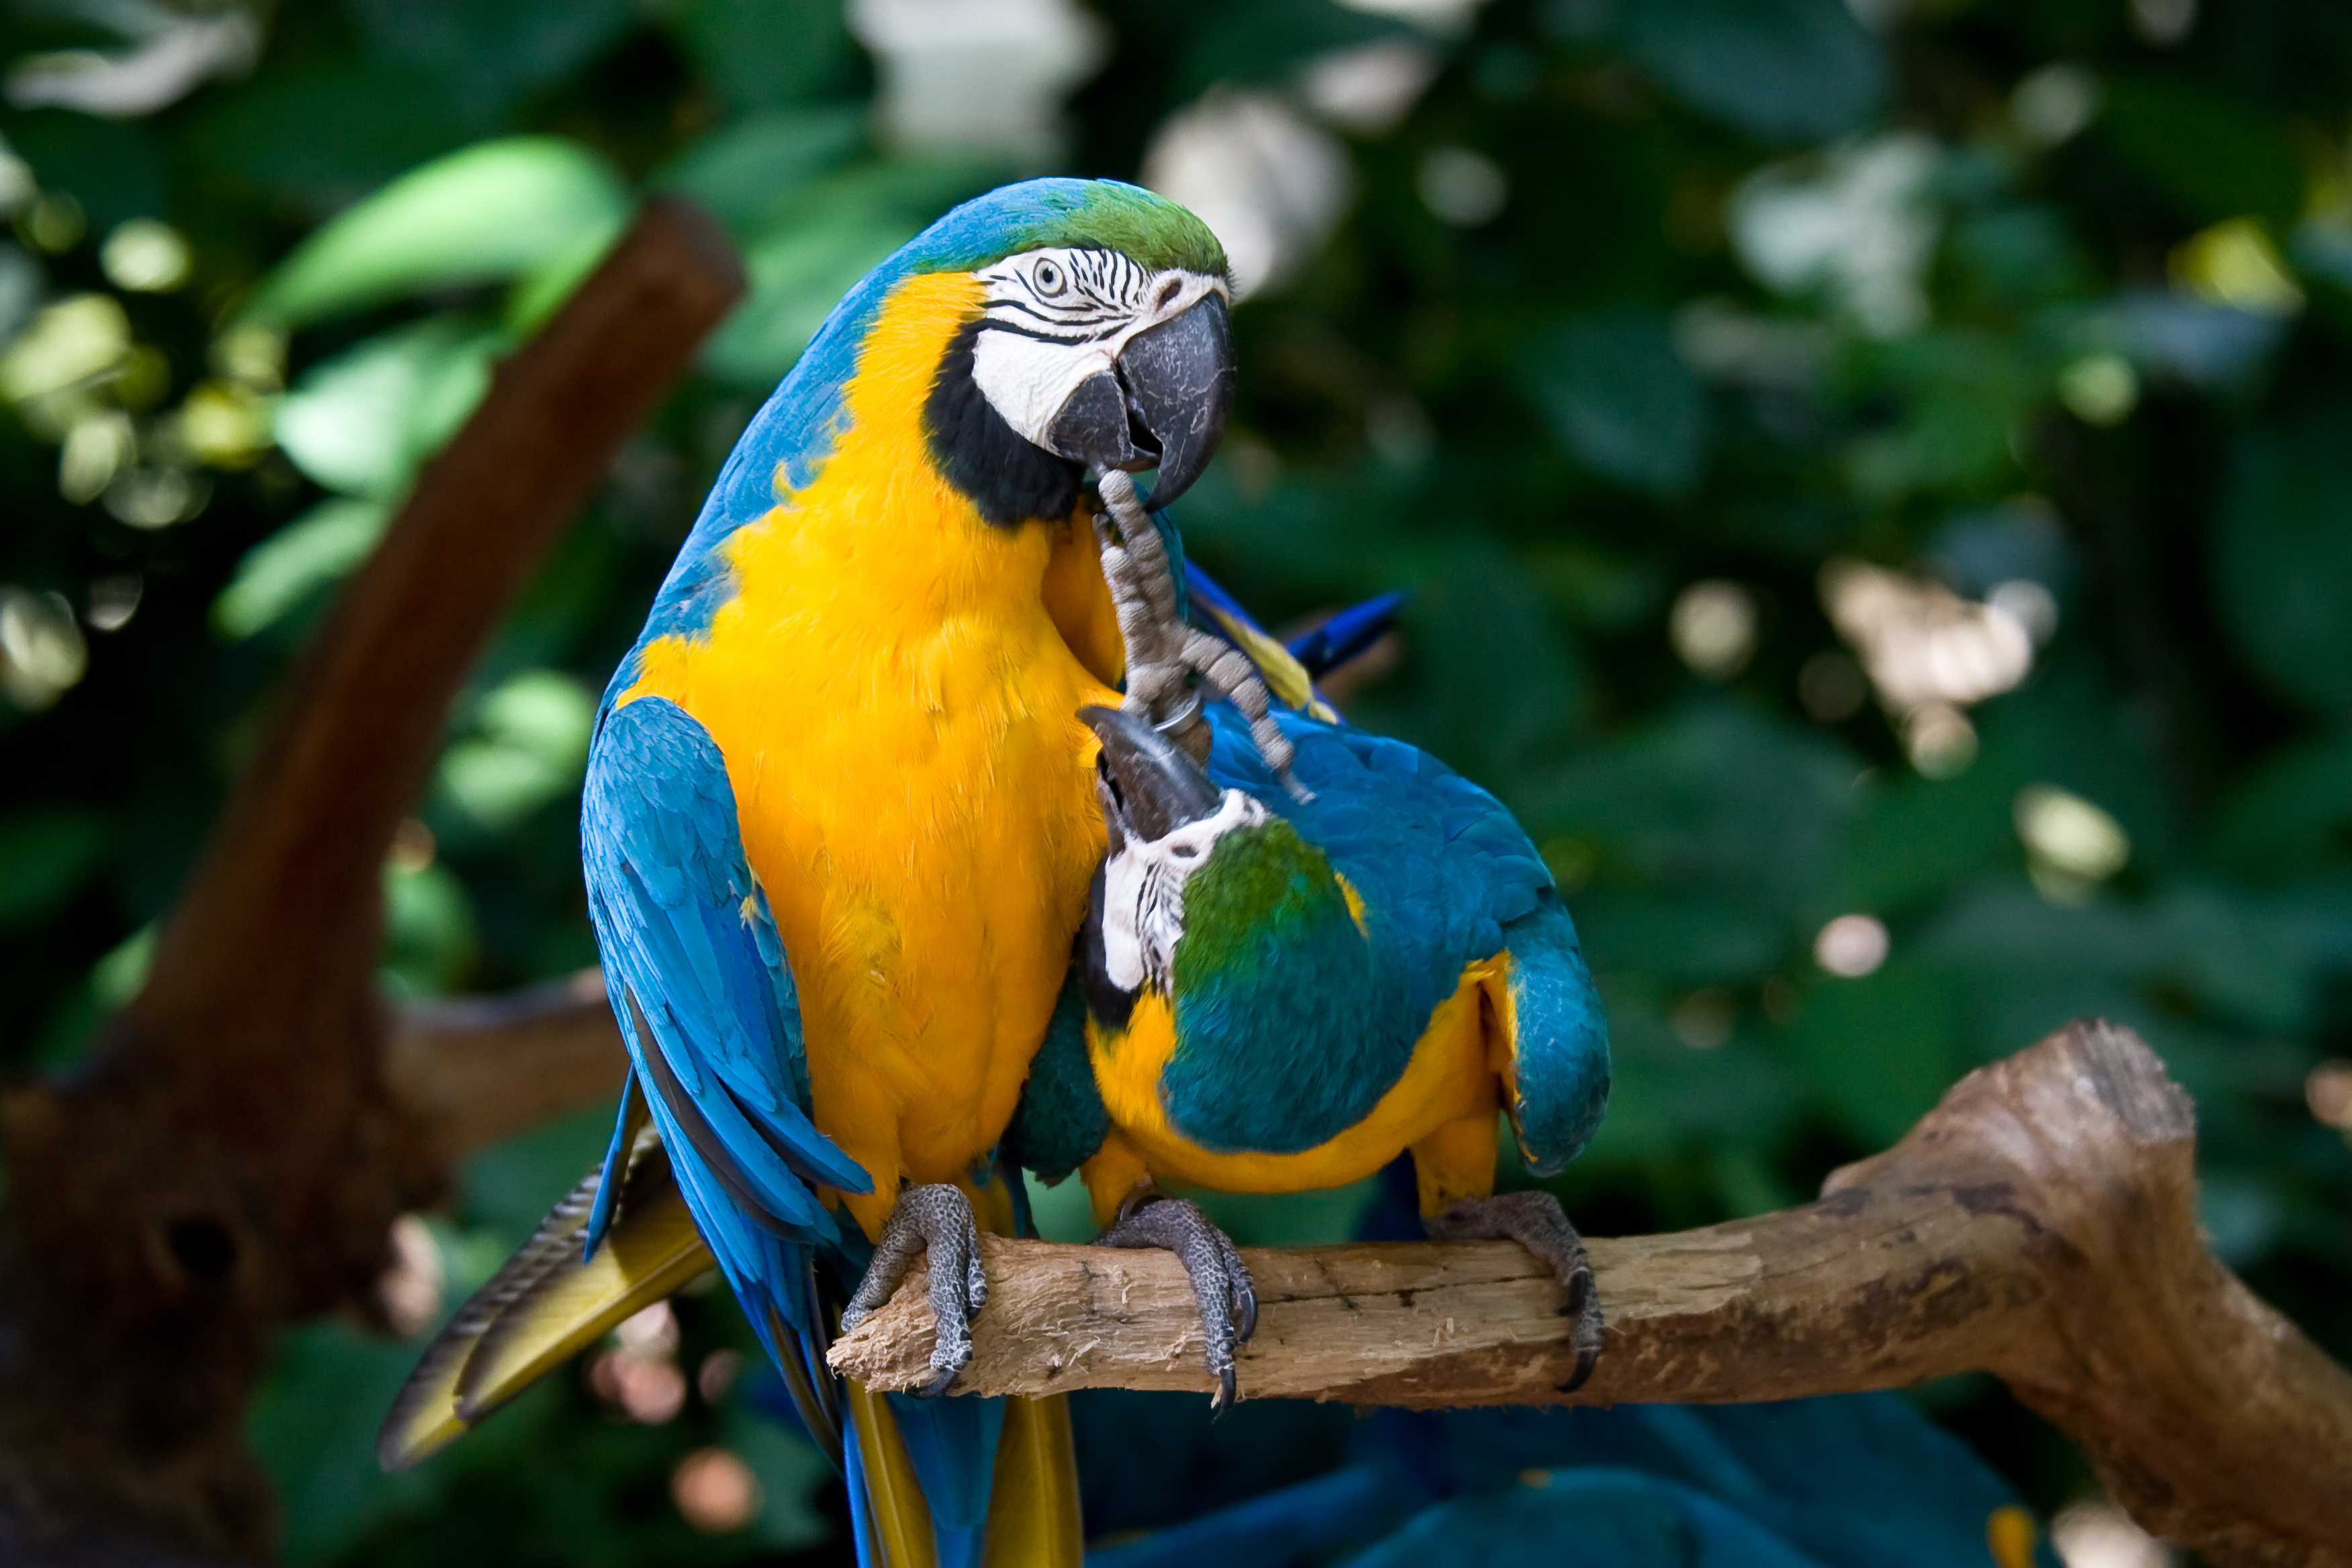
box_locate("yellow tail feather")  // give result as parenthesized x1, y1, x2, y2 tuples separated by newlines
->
(983, 1394, 1083, 1567)
(377, 1130, 716, 1471)
(846, 1379, 942, 1568)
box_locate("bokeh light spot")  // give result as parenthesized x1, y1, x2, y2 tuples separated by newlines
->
(101, 219, 191, 293)
(1418, 146, 1508, 227)
(673, 1447, 763, 1533)
(1669, 580, 1758, 681)
(1814, 914, 1889, 979)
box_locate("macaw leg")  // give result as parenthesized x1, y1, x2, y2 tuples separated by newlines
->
(838, 1183, 989, 1398)
(1425, 1190, 1604, 1392)
(1095, 1186, 1257, 1416)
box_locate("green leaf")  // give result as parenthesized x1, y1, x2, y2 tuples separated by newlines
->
(1176, 0, 1404, 97)
(273, 316, 500, 498)
(214, 498, 391, 640)
(702, 160, 999, 387)
(2216, 407, 2352, 714)
(1397, 542, 1589, 780)
(1571, 892, 1784, 984)
(346, 0, 641, 123)
(669, 0, 859, 113)
(2098, 75, 2302, 228)
(0, 807, 107, 926)
(1526, 701, 1859, 910)
(437, 670, 597, 828)
(1577, 1002, 1800, 1163)
(1522, 309, 1710, 499)
(1784, 961, 1963, 1147)
(1830, 768, 2022, 917)
(242, 138, 629, 328)
(6, 111, 166, 228)
(653, 108, 867, 240)
(382, 861, 478, 996)
(248, 1320, 444, 1564)
(187, 62, 473, 210)
(2208, 732, 2352, 876)
(1615, 0, 1886, 143)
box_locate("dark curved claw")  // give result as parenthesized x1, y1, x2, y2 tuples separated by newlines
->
(1425, 1191, 1604, 1393)
(839, 1183, 988, 1395)
(1096, 1190, 1255, 1417)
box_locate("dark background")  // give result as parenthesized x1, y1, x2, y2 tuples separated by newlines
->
(1, 0, 2349, 1559)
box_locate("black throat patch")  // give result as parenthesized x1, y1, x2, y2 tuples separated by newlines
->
(922, 317, 1086, 529)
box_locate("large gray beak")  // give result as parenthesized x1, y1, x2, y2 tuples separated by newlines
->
(1045, 293, 1234, 507)
(1080, 705, 1224, 843)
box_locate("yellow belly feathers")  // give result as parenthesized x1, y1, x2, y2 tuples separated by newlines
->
(620, 271, 1121, 1240)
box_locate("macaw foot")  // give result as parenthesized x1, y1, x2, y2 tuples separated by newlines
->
(1095, 1190, 1257, 1416)
(838, 1184, 989, 1398)
(1093, 470, 1306, 797)
(1426, 1191, 1604, 1393)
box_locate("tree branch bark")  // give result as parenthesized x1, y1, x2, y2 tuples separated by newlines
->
(0, 199, 742, 1566)
(829, 1020, 2352, 1568)
(385, 971, 626, 1165)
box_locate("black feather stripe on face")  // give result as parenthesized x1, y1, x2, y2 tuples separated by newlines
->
(1081, 861, 1139, 1030)
(922, 315, 1085, 529)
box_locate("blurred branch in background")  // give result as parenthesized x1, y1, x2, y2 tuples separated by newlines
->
(385, 969, 624, 1167)
(832, 1022, 2352, 1568)
(0, 199, 740, 1565)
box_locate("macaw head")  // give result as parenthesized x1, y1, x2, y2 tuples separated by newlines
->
(909, 179, 1236, 523)
(1078, 705, 1363, 1026)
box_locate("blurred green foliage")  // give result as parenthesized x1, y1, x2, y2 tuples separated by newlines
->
(4, 0, 2352, 1560)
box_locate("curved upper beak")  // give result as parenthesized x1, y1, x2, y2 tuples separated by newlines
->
(1079, 705, 1224, 843)
(1046, 293, 1234, 507)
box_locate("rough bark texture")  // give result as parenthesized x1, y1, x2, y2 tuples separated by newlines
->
(830, 1020, 2352, 1568)
(385, 970, 627, 1166)
(0, 199, 742, 1567)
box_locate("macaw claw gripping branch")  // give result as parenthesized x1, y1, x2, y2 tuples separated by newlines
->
(830, 1020, 2352, 1568)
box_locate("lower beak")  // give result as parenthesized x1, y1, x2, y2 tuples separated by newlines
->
(1046, 294, 1235, 507)
(1079, 705, 1224, 842)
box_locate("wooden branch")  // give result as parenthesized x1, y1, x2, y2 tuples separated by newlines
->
(0, 200, 742, 1565)
(830, 1021, 2352, 1568)
(385, 971, 627, 1163)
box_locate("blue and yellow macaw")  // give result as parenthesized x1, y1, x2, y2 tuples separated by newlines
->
(379, 178, 1249, 1568)
(1006, 687, 1612, 1402)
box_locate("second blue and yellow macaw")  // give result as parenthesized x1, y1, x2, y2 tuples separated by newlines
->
(1007, 678, 1612, 1402)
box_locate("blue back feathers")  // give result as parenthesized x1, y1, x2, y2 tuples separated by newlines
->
(1152, 703, 1594, 1157)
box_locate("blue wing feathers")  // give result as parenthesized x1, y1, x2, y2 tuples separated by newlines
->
(1202, 703, 1555, 1016)
(581, 695, 870, 1324)
(1194, 697, 1608, 1168)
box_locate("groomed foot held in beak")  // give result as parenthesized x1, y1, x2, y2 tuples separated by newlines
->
(1095, 1188, 1257, 1416)
(1091, 468, 1308, 795)
(1426, 1191, 1604, 1392)
(839, 1183, 989, 1398)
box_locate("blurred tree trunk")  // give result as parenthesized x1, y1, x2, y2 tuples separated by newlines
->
(0, 200, 741, 1566)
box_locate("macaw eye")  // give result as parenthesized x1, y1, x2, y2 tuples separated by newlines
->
(1033, 258, 1066, 296)
(1169, 842, 1200, 862)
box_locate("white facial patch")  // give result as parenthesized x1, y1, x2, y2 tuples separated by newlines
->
(969, 247, 1230, 449)
(1099, 787, 1270, 996)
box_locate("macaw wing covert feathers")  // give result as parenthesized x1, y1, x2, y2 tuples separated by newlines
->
(1203, 707, 1551, 1010)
